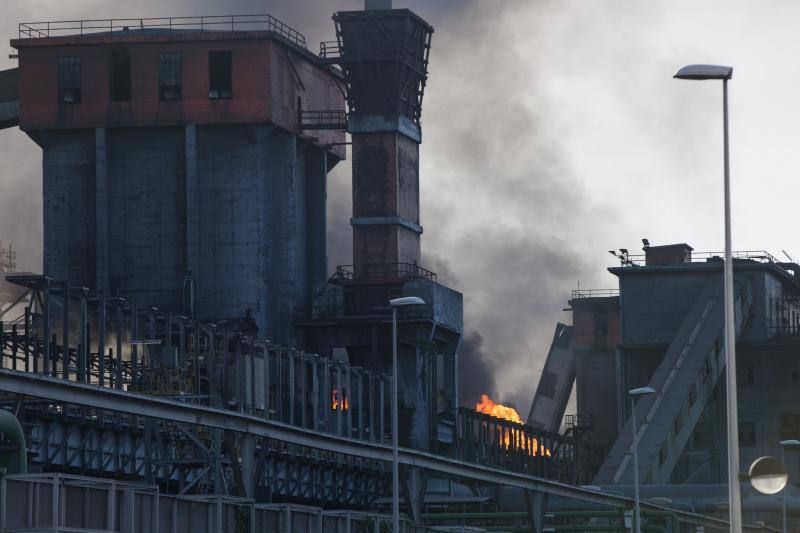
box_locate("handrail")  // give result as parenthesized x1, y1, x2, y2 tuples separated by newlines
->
(18, 14, 307, 49)
(621, 250, 782, 267)
(571, 289, 619, 299)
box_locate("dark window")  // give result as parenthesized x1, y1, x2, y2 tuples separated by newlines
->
(208, 51, 232, 99)
(739, 422, 756, 447)
(110, 49, 131, 102)
(159, 52, 182, 101)
(57, 56, 81, 104)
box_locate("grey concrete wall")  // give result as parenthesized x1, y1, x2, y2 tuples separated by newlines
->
(264, 128, 303, 344)
(197, 125, 267, 329)
(108, 127, 184, 310)
(619, 270, 714, 345)
(39, 123, 328, 345)
(41, 129, 96, 287)
(576, 349, 619, 448)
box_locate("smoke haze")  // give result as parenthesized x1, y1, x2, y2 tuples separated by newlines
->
(3, 0, 800, 413)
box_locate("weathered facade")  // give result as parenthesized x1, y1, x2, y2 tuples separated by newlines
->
(12, 21, 345, 345)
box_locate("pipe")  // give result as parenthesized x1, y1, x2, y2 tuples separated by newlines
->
(0, 409, 26, 474)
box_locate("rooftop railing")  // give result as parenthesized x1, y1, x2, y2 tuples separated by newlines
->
(619, 250, 786, 267)
(18, 15, 307, 49)
(333, 263, 438, 283)
(571, 289, 619, 300)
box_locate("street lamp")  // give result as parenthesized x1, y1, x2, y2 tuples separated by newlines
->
(674, 63, 740, 533)
(629, 386, 656, 533)
(389, 296, 426, 532)
(780, 440, 800, 532)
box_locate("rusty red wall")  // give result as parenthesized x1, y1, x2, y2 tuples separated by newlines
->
(13, 32, 345, 158)
(571, 297, 621, 352)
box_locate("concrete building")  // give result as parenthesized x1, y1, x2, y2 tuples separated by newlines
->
(11, 17, 345, 345)
(529, 242, 800, 527)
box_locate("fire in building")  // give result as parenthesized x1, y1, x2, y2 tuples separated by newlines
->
(0, 1, 787, 532)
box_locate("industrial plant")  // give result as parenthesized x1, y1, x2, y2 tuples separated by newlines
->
(0, 1, 793, 532)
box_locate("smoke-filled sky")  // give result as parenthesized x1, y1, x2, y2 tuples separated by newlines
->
(2, 0, 799, 413)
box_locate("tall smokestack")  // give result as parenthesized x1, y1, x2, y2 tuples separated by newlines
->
(334, 7, 432, 279)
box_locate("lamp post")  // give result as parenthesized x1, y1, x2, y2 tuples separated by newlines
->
(780, 440, 800, 532)
(389, 296, 426, 532)
(629, 386, 656, 533)
(673, 64, 739, 533)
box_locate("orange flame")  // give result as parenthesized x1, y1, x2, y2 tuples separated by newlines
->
(332, 388, 349, 411)
(475, 394, 523, 423)
(475, 394, 552, 457)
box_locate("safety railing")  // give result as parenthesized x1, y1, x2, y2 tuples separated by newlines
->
(570, 289, 619, 299)
(334, 263, 438, 283)
(18, 15, 307, 49)
(621, 250, 783, 267)
(300, 110, 348, 130)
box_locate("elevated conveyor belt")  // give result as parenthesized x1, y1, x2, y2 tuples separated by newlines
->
(594, 275, 752, 485)
(527, 323, 574, 433)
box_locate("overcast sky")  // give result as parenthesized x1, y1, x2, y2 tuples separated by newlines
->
(1, 0, 798, 413)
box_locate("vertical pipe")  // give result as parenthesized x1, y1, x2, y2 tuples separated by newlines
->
(62, 283, 69, 380)
(289, 350, 296, 423)
(722, 77, 742, 533)
(115, 301, 123, 389)
(43, 285, 50, 375)
(0, 320, 4, 369)
(380, 377, 385, 444)
(300, 351, 307, 427)
(783, 445, 788, 533)
(131, 304, 138, 389)
(248, 338, 256, 414)
(264, 344, 271, 417)
(98, 292, 106, 386)
(346, 363, 352, 436)
(276, 347, 282, 421)
(23, 306, 30, 373)
(222, 330, 229, 410)
(358, 370, 364, 440)
(323, 357, 330, 431)
(631, 395, 642, 533)
(237, 336, 244, 413)
(336, 363, 342, 435)
(11, 325, 17, 371)
(207, 326, 215, 406)
(31, 305, 37, 374)
(80, 296, 88, 382)
(148, 308, 156, 370)
(392, 307, 399, 533)
(369, 371, 375, 442)
(312, 356, 319, 431)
